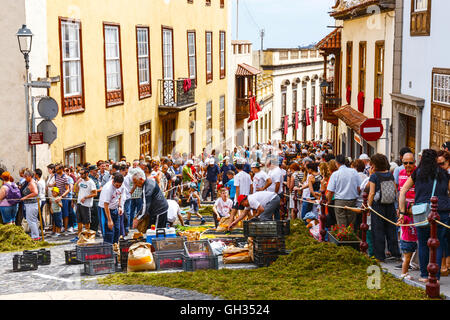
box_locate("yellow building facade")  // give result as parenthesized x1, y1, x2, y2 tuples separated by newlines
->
(45, 0, 229, 165)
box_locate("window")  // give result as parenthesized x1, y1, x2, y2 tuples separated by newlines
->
(108, 134, 123, 162)
(206, 100, 213, 148)
(279, 51, 289, 60)
(281, 86, 287, 116)
(358, 42, 366, 93)
(220, 95, 225, 142)
(411, 0, 431, 36)
(302, 82, 307, 111)
(187, 31, 197, 85)
(59, 18, 85, 115)
(187, 0, 193, 3)
(311, 81, 316, 107)
(374, 41, 385, 101)
(162, 27, 174, 80)
(290, 51, 299, 59)
(103, 24, 124, 106)
(292, 85, 298, 113)
(301, 50, 308, 58)
(206, 0, 211, 6)
(64, 144, 85, 169)
(346, 42, 353, 89)
(220, 31, 226, 79)
(432, 71, 450, 106)
(136, 27, 151, 99)
(206, 31, 213, 83)
(220, 0, 225, 8)
(140, 122, 152, 157)
(310, 50, 317, 58)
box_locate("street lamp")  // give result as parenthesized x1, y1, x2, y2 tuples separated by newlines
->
(320, 80, 330, 98)
(16, 24, 33, 70)
(17, 25, 34, 169)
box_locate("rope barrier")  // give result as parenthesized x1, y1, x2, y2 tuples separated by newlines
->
(436, 220, 450, 230)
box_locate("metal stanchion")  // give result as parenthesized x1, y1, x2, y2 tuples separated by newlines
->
(426, 196, 440, 298)
(359, 193, 369, 254)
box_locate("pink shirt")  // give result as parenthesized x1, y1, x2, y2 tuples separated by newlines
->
(401, 215, 417, 242)
(398, 168, 415, 204)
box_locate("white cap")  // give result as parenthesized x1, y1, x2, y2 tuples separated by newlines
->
(359, 153, 370, 160)
(209, 158, 215, 165)
(186, 160, 193, 165)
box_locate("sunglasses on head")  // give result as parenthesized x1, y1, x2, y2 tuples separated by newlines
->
(403, 162, 414, 165)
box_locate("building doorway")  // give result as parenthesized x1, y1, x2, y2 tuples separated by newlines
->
(162, 117, 176, 156)
(399, 113, 416, 155)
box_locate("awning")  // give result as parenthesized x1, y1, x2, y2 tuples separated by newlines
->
(236, 63, 262, 76)
(316, 28, 341, 51)
(332, 105, 368, 135)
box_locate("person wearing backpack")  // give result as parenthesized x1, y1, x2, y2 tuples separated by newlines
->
(0, 172, 20, 224)
(368, 153, 401, 262)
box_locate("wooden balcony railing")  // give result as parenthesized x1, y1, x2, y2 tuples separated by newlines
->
(158, 79, 196, 113)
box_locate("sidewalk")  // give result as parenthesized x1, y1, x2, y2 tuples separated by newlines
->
(381, 260, 450, 299)
(0, 290, 173, 300)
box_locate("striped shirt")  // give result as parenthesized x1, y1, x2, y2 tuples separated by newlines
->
(54, 174, 68, 197)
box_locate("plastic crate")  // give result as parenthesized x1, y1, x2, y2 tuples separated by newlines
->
(182, 254, 219, 271)
(184, 240, 213, 257)
(83, 258, 115, 276)
(243, 220, 290, 238)
(76, 243, 114, 262)
(119, 237, 145, 271)
(253, 252, 289, 268)
(207, 238, 235, 246)
(65, 249, 83, 265)
(154, 250, 184, 270)
(23, 249, 51, 265)
(253, 237, 286, 254)
(153, 236, 186, 252)
(13, 254, 38, 272)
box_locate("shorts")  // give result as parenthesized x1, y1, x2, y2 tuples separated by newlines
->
(76, 204, 91, 225)
(53, 211, 63, 228)
(400, 240, 417, 254)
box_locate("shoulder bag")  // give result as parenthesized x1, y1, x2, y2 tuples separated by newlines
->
(411, 178, 437, 228)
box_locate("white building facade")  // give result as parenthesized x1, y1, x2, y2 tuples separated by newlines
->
(391, 0, 450, 159)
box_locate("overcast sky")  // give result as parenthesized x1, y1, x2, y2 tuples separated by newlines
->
(230, 0, 335, 49)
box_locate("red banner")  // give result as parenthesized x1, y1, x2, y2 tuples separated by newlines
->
(295, 112, 299, 130)
(313, 106, 317, 122)
(284, 115, 289, 136)
(305, 109, 311, 126)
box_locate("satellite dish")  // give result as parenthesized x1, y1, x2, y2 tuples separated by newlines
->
(37, 97, 59, 120)
(37, 120, 57, 144)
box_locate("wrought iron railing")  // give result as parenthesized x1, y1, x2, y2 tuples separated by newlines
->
(158, 79, 196, 108)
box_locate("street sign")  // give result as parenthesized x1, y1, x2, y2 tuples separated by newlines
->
(360, 118, 384, 141)
(28, 132, 43, 145)
(28, 81, 51, 88)
(38, 96, 59, 120)
(37, 120, 57, 144)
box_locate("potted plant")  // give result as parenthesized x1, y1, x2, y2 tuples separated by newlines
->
(327, 224, 361, 251)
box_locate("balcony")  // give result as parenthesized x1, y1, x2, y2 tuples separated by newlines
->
(158, 79, 197, 115)
(322, 93, 341, 125)
(236, 97, 251, 121)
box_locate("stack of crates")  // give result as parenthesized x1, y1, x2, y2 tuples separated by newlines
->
(76, 243, 115, 276)
(118, 237, 145, 272)
(183, 240, 218, 271)
(244, 220, 290, 267)
(12, 254, 38, 272)
(152, 236, 186, 271)
(23, 249, 51, 266)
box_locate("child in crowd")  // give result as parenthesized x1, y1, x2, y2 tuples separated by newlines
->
(50, 187, 63, 237)
(396, 205, 418, 280)
(212, 188, 233, 228)
(185, 182, 205, 225)
(225, 171, 236, 202)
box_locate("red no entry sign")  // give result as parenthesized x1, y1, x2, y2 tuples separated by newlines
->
(360, 118, 384, 141)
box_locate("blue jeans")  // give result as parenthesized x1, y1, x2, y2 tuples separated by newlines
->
(301, 199, 313, 220)
(128, 198, 143, 230)
(62, 199, 77, 229)
(416, 213, 449, 280)
(0, 205, 18, 224)
(102, 208, 120, 244)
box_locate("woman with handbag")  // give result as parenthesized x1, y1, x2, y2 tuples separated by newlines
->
(0, 172, 19, 224)
(399, 149, 450, 283)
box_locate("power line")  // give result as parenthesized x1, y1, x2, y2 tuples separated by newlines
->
(242, 0, 261, 31)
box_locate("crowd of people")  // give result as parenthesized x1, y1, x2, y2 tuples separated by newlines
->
(0, 140, 449, 283)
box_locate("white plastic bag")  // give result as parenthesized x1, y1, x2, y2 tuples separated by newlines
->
(209, 241, 227, 256)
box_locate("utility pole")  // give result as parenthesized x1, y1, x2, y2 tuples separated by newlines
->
(259, 29, 265, 67)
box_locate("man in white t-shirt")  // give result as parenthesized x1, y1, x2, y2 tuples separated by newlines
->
(213, 188, 233, 227)
(266, 160, 282, 194)
(73, 168, 97, 240)
(228, 191, 280, 229)
(251, 162, 272, 193)
(229, 161, 253, 224)
(99, 174, 126, 244)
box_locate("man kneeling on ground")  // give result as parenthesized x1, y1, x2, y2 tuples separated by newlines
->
(228, 191, 280, 230)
